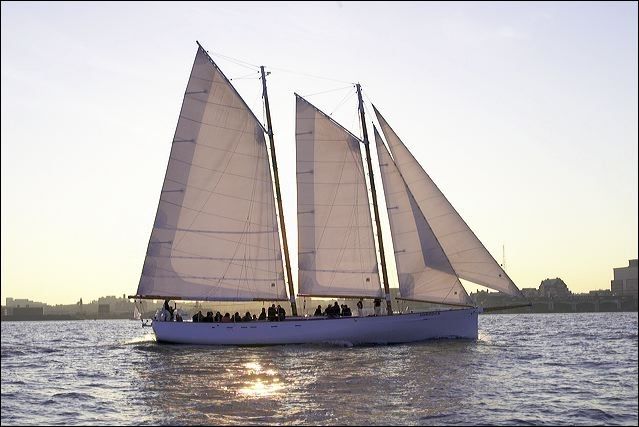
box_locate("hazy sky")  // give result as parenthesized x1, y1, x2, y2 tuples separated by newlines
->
(1, 1, 637, 305)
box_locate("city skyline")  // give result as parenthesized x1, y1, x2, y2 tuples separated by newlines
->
(2, 2, 638, 305)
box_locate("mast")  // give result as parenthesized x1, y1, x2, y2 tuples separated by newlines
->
(261, 66, 298, 316)
(356, 84, 393, 315)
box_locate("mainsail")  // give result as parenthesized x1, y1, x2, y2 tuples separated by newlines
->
(373, 106, 523, 298)
(374, 127, 473, 305)
(296, 95, 382, 298)
(136, 46, 288, 301)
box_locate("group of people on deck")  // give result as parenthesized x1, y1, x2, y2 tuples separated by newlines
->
(163, 297, 385, 323)
(314, 301, 353, 318)
(189, 304, 287, 323)
(313, 298, 382, 317)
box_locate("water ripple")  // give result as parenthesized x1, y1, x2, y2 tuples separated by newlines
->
(1, 314, 637, 425)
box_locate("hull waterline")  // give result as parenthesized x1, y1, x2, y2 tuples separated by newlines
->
(151, 308, 480, 345)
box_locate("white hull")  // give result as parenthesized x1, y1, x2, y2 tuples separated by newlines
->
(151, 308, 480, 345)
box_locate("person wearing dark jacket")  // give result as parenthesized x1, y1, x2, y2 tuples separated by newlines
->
(267, 304, 277, 321)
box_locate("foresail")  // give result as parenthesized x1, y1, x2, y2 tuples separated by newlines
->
(374, 127, 472, 305)
(374, 106, 523, 298)
(136, 46, 287, 301)
(296, 95, 382, 298)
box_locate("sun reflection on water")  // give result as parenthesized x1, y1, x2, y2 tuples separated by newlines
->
(123, 333, 156, 345)
(237, 361, 283, 398)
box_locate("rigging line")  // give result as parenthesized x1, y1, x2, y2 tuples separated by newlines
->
(266, 65, 353, 84)
(207, 50, 260, 70)
(229, 71, 261, 81)
(329, 90, 356, 117)
(300, 85, 354, 98)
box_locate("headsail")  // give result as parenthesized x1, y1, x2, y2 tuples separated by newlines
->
(374, 106, 524, 298)
(374, 127, 473, 305)
(296, 95, 382, 298)
(135, 45, 288, 301)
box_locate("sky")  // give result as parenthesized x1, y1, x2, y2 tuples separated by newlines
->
(1, 1, 637, 305)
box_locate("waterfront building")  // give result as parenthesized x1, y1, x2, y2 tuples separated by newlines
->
(611, 259, 638, 297)
(538, 278, 572, 298)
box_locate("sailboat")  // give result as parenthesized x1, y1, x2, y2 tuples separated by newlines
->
(129, 42, 528, 345)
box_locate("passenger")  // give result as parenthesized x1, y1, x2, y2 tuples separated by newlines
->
(175, 312, 183, 322)
(163, 299, 175, 320)
(192, 310, 204, 322)
(267, 304, 277, 321)
(333, 302, 340, 317)
(243, 311, 252, 322)
(233, 312, 242, 322)
(314, 305, 323, 316)
(258, 307, 267, 321)
(325, 303, 334, 317)
(357, 299, 364, 317)
(374, 298, 382, 316)
(204, 311, 214, 323)
(214, 311, 222, 322)
(252, 314, 257, 321)
(278, 305, 286, 321)
(343, 305, 352, 317)
(221, 313, 232, 323)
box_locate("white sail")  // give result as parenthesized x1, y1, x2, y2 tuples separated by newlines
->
(374, 127, 473, 305)
(374, 106, 523, 298)
(296, 95, 382, 298)
(136, 46, 288, 301)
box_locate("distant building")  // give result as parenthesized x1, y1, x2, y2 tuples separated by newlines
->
(588, 289, 612, 297)
(611, 259, 638, 297)
(538, 278, 571, 299)
(5, 298, 46, 308)
(521, 288, 539, 299)
(98, 304, 110, 315)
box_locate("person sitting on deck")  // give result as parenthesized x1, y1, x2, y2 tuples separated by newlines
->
(243, 311, 252, 322)
(314, 305, 323, 316)
(233, 312, 242, 322)
(324, 303, 334, 317)
(175, 312, 183, 322)
(204, 311, 214, 323)
(374, 298, 382, 316)
(277, 305, 286, 321)
(192, 310, 204, 323)
(252, 314, 257, 321)
(258, 307, 267, 320)
(214, 311, 222, 322)
(267, 304, 277, 321)
(163, 299, 175, 320)
(341, 305, 352, 317)
(325, 303, 338, 318)
(221, 313, 232, 323)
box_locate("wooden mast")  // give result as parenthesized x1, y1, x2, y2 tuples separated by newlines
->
(260, 66, 298, 316)
(356, 83, 393, 316)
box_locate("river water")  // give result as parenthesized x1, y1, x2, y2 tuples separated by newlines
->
(1, 312, 637, 425)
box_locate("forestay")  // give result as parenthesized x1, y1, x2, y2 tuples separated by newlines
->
(373, 106, 523, 298)
(374, 127, 473, 305)
(136, 46, 288, 301)
(296, 95, 382, 298)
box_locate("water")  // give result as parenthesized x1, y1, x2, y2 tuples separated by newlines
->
(1, 313, 637, 425)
